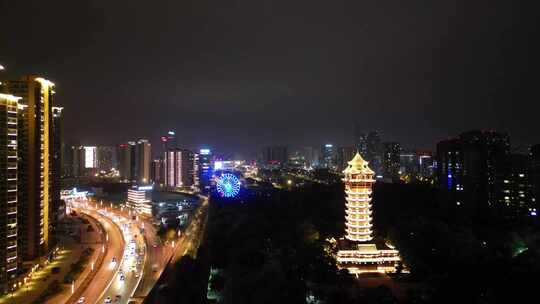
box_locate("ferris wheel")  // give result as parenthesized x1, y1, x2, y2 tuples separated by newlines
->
(216, 173, 241, 198)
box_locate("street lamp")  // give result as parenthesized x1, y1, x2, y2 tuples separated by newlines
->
(0, 64, 5, 70)
(71, 281, 74, 294)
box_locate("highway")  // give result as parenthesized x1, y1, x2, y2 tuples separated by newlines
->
(72, 201, 147, 304)
(72, 205, 125, 304)
(70, 194, 209, 304)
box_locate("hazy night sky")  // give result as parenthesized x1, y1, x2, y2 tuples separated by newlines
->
(2, 0, 539, 157)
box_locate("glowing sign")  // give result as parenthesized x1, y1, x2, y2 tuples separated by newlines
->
(84, 146, 97, 168)
(137, 185, 153, 191)
(200, 149, 211, 155)
(216, 173, 241, 198)
(214, 161, 223, 170)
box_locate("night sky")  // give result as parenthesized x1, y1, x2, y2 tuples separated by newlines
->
(2, 0, 539, 156)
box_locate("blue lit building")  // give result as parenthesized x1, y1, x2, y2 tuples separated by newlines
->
(198, 148, 213, 193)
(321, 144, 335, 169)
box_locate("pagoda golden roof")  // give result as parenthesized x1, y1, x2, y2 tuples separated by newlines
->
(343, 152, 375, 175)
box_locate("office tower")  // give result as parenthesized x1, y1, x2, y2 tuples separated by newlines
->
(50, 107, 63, 237)
(354, 124, 368, 158)
(337, 146, 356, 172)
(117, 142, 136, 182)
(321, 144, 335, 169)
(399, 150, 416, 176)
(4, 76, 55, 261)
(437, 130, 511, 210)
(382, 142, 401, 180)
(193, 153, 200, 188)
(96, 146, 117, 172)
(136, 139, 151, 184)
(262, 146, 288, 165)
(366, 131, 382, 175)
(417, 151, 434, 178)
(164, 148, 195, 189)
(0, 94, 20, 291)
(198, 149, 213, 192)
(151, 158, 164, 184)
(532, 144, 540, 210)
(161, 130, 176, 152)
(336, 153, 400, 273)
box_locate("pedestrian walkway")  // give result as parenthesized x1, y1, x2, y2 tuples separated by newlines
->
(0, 215, 104, 304)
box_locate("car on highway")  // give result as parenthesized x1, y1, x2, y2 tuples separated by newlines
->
(77, 296, 85, 303)
(104, 296, 112, 304)
(119, 274, 125, 281)
(111, 257, 116, 263)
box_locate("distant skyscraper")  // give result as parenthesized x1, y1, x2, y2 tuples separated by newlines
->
(136, 139, 151, 184)
(164, 148, 195, 189)
(354, 124, 368, 158)
(262, 146, 288, 165)
(321, 144, 335, 169)
(117, 142, 136, 182)
(151, 158, 164, 184)
(83, 146, 97, 169)
(382, 142, 401, 180)
(437, 130, 511, 211)
(96, 146, 117, 172)
(417, 151, 434, 178)
(161, 130, 176, 152)
(366, 131, 382, 175)
(0, 93, 20, 290)
(337, 146, 356, 172)
(198, 149, 213, 192)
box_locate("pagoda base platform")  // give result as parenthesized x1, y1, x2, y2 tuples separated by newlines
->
(336, 238, 401, 274)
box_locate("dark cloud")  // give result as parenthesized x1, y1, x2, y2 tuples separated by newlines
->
(2, 0, 538, 156)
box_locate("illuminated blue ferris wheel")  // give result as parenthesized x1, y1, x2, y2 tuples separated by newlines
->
(216, 173, 241, 198)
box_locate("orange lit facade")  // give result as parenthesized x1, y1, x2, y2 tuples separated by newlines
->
(337, 153, 401, 274)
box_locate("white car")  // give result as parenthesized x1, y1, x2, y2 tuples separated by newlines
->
(77, 297, 85, 303)
(104, 296, 112, 304)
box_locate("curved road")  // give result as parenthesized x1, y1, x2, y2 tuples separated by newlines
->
(74, 207, 125, 304)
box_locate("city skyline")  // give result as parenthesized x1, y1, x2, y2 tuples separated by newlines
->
(2, 0, 539, 155)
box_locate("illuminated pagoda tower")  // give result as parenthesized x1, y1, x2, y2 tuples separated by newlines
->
(336, 152, 401, 274)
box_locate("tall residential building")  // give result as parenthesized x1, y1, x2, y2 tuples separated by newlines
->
(493, 154, 534, 216)
(382, 142, 401, 180)
(336, 153, 400, 273)
(437, 130, 511, 211)
(0, 94, 20, 291)
(337, 146, 356, 172)
(4, 76, 56, 262)
(261, 146, 288, 165)
(321, 144, 335, 169)
(51, 107, 63, 236)
(136, 139, 151, 184)
(117, 142, 136, 182)
(164, 148, 195, 189)
(532, 144, 540, 210)
(151, 158, 164, 184)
